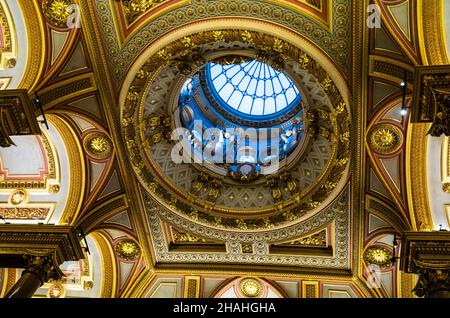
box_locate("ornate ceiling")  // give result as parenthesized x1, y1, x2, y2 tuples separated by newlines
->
(0, 0, 449, 299)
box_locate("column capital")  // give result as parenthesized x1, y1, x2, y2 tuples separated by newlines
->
(400, 231, 450, 297)
(22, 253, 64, 285)
(412, 262, 450, 298)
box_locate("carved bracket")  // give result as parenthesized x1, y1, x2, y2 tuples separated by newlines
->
(411, 65, 450, 136)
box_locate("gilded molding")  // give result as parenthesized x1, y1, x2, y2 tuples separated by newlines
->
(406, 123, 433, 231)
(91, 232, 117, 298)
(419, 0, 448, 65)
(121, 0, 166, 25)
(146, 187, 350, 269)
(83, 131, 114, 161)
(368, 124, 403, 155)
(0, 130, 57, 190)
(0, 1, 14, 69)
(42, 0, 75, 28)
(17, 0, 45, 90)
(93, 0, 351, 87)
(239, 277, 262, 298)
(2, 268, 16, 297)
(115, 239, 141, 261)
(183, 275, 200, 298)
(122, 29, 351, 228)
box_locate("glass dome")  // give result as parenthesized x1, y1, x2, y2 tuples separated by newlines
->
(206, 60, 301, 119)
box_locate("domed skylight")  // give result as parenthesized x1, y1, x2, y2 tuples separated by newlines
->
(206, 60, 301, 117)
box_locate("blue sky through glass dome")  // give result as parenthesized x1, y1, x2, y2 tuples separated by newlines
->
(207, 60, 300, 117)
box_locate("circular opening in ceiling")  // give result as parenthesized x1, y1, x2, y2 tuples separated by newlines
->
(205, 60, 302, 120)
(176, 57, 307, 182)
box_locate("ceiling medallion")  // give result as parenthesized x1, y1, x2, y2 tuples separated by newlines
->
(83, 132, 113, 160)
(47, 283, 66, 298)
(239, 277, 262, 298)
(42, 0, 75, 28)
(9, 189, 28, 206)
(363, 246, 393, 269)
(369, 124, 403, 155)
(122, 29, 351, 229)
(115, 239, 141, 260)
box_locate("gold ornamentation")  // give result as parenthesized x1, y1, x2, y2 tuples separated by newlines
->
(369, 124, 403, 155)
(283, 211, 297, 222)
(42, 0, 74, 28)
(182, 36, 195, 48)
(127, 91, 139, 101)
(335, 102, 346, 114)
(157, 49, 172, 61)
(0, 207, 50, 220)
(149, 182, 158, 193)
(336, 157, 349, 166)
(214, 216, 223, 228)
(137, 69, 150, 79)
(363, 246, 393, 269)
(9, 190, 27, 205)
(213, 30, 224, 42)
(189, 210, 199, 221)
(306, 200, 320, 208)
(320, 76, 333, 91)
(285, 229, 327, 247)
(340, 131, 350, 143)
(263, 217, 274, 229)
(122, 0, 165, 24)
(172, 228, 207, 243)
(115, 240, 141, 260)
(49, 184, 60, 194)
(83, 132, 113, 160)
(0, 5, 13, 70)
(298, 53, 309, 68)
(241, 244, 253, 254)
(236, 219, 248, 230)
(47, 283, 66, 298)
(240, 278, 262, 298)
(241, 31, 254, 44)
(273, 38, 284, 52)
(443, 183, 450, 193)
(304, 0, 322, 10)
(122, 29, 351, 230)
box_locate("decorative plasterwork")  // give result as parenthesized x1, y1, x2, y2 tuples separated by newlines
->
(368, 124, 403, 155)
(376, 0, 421, 64)
(411, 65, 450, 136)
(442, 137, 450, 192)
(42, 0, 75, 28)
(363, 245, 393, 269)
(0, 1, 14, 70)
(94, 0, 351, 87)
(121, 29, 351, 230)
(145, 186, 350, 269)
(119, 0, 167, 25)
(418, 0, 448, 65)
(82, 131, 113, 161)
(115, 239, 141, 261)
(18, 0, 44, 90)
(273, 228, 328, 248)
(0, 133, 56, 190)
(406, 123, 433, 231)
